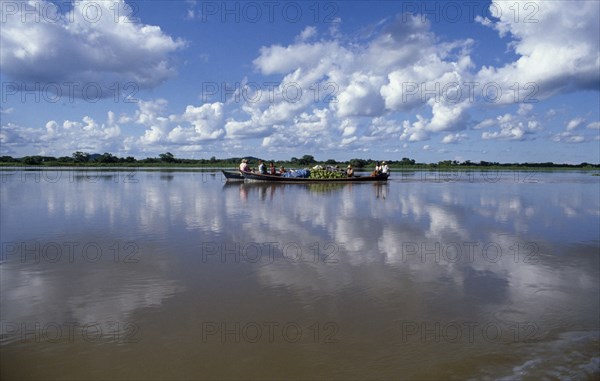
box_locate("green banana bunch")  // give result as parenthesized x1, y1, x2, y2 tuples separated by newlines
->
(309, 169, 346, 179)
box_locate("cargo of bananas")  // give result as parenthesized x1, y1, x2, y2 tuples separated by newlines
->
(309, 168, 346, 179)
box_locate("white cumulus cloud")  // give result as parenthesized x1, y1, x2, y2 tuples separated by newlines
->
(0, 0, 186, 98)
(476, 0, 600, 102)
(566, 117, 585, 131)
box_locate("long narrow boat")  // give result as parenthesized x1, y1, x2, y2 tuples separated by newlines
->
(241, 171, 390, 183)
(221, 170, 244, 181)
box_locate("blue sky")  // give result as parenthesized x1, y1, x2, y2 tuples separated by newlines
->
(1, 0, 599, 163)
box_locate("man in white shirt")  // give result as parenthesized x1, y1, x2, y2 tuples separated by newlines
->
(381, 161, 389, 174)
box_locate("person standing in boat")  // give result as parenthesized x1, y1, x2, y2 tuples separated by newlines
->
(373, 161, 382, 175)
(239, 159, 250, 172)
(346, 165, 354, 177)
(381, 161, 389, 174)
(258, 160, 267, 174)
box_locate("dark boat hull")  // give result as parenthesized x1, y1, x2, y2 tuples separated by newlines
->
(241, 171, 389, 183)
(221, 170, 244, 181)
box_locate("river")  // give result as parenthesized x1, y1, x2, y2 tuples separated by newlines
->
(1, 168, 598, 380)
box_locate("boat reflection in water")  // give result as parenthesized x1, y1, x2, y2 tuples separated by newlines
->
(226, 180, 391, 203)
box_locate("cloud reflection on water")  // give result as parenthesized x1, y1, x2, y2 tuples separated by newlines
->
(0, 170, 597, 379)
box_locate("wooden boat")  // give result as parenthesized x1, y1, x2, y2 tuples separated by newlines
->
(221, 170, 244, 181)
(241, 171, 389, 183)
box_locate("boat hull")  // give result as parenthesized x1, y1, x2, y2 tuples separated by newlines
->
(221, 170, 244, 181)
(241, 171, 389, 183)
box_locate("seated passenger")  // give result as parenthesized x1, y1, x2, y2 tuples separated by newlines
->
(346, 165, 354, 177)
(258, 160, 267, 174)
(239, 159, 250, 172)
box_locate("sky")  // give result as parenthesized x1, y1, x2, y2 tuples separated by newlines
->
(1, 0, 599, 163)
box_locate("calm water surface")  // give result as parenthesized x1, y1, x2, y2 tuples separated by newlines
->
(1, 169, 599, 380)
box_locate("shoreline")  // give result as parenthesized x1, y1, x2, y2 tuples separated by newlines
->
(0, 164, 598, 172)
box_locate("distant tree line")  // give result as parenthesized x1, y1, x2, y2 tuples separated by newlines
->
(0, 152, 598, 168)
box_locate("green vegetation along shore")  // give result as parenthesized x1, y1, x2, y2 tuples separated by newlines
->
(0, 152, 598, 170)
